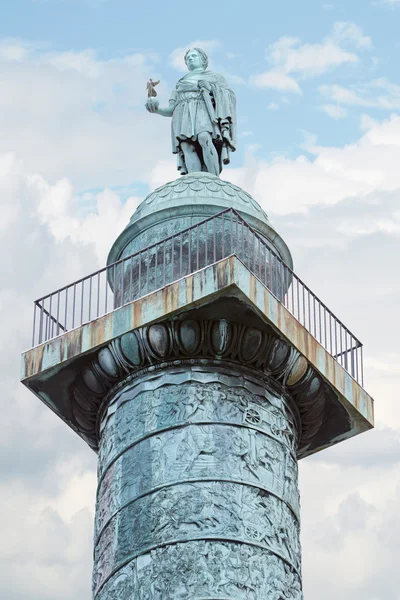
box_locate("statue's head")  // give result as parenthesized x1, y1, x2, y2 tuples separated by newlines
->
(184, 48, 208, 71)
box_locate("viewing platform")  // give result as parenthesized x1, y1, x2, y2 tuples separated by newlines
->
(21, 207, 373, 457)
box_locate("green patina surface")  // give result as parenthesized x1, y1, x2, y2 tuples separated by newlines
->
(21, 255, 374, 439)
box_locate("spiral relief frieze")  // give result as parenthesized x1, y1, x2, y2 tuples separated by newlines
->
(93, 368, 303, 599)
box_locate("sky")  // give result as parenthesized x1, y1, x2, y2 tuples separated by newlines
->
(1, 0, 400, 598)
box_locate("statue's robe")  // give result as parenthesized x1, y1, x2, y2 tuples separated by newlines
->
(169, 70, 237, 174)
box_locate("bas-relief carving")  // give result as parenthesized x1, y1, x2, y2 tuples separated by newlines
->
(98, 377, 297, 472)
(93, 368, 304, 598)
(75, 316, 327, 454)
(95, 541, 303, 600)
(95, 422, 299, 538)
(93, 482, 301, 595)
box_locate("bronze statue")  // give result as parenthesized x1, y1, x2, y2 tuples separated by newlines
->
(147, 79, 160, 98)
(146, 48, 236, 176)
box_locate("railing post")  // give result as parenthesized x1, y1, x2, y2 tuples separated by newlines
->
(213, 216, 216, 263)
(32, 302, 37, 347)
(180, 233, 183, 278)
(172, 237, 174, 281)
(121, 261, 125, 306)
(188, 230, 191, 274)
(163, 241, 166, 286)
(154, 246, 158, 290)
(221, 212, 225, 260)
(138, 253, 142, 298)
(81, 280, 84, 327)
(130, 256, 133, 303)
(146, 248, 150, 294)
(64, 288, 68, 335)
(48, 295, 53, 341)
(56, 291, 60, 336)
(89, 276, 93, 321)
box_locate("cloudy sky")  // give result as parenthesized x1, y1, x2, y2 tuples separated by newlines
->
(2, 0, 400, 598)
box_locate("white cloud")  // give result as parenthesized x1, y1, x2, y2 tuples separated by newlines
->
(359, 113, 377, 131)
(331, 22, 372, 48)
(45, 49, 102, 76)
(320, 103, 348, 118)
(0, 152, 112, 598)
(250, 22, 370, 93)
(320, 78, 400, 109)
(0, 38, 33, 61)
(225, 113, 400, 214)
(300, 456, 400, 600)
(250, 70, 301, 93)
(268, 35, 359, 77)
(0, 40, 172, 188)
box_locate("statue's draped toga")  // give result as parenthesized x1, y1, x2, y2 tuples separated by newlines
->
(169, 70, 236, 175)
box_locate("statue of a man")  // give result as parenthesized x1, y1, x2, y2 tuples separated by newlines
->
(145, 48, 236, 176)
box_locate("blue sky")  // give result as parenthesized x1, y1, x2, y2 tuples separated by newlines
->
(2, 0, 400, 181)
(1, 1, 400, 599)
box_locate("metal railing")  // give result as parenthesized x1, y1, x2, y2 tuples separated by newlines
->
(31, 208, 364, 386)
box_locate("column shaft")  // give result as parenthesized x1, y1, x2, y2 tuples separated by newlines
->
(93, 366, 302, 599)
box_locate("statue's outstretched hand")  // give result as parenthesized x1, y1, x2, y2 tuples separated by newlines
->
(145, 98, 159, 113)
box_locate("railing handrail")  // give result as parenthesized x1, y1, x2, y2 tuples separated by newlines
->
(31, 208, 364, 385)
(33, 208, 363, 345)
(34, 208, 237, 304)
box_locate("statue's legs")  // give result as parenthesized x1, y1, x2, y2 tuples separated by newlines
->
(198, 132, 220, 176)
(180, 141, 202, 173)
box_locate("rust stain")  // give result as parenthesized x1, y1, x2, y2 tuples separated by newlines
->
(186, 274, 193, 305)
(229, 255, 235, 282)
(22, 343, 45, 380)
(249, 271, 257, 304)
(332, 361, 346, 397)
(92, 315, 108, 349)
(67, 327, 84, 361)
(276, 301, 282, 336)
(161, 284, 176, 315)
(21, 258, 375, 435)
(133, 296, 142, 329)
(217, 259, 229, 290)
(263, 286, 268, 317)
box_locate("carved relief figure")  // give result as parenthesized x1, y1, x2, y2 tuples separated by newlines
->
(96, 541, 303, 600)
(146, 47, 236, 176)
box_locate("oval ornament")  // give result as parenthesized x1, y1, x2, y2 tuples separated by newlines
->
(211, 319, 232, 355)
(148, 324, 170, 358)
(286, 355, 308, 387)
(241, 328, 263, 362)
(120, 331, 142, 366)
(82, 366, 105, 394)
(179, 320, 201, 354)
(98, 347, 119, 378)
(267, 339, 290, 372)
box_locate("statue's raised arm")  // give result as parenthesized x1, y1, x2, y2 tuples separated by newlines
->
(145, 47, 236, 176)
